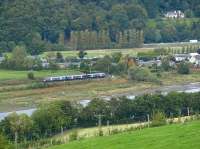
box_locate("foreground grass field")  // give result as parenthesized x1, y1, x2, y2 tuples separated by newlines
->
(48, 120, 200, 149)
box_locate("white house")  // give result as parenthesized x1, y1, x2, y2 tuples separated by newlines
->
(165, 10, 185, 19)
(189, 53, 200, 65)
(41, 58, 49, 68)
(189, 40, 198, 43)
(174, 54, 189, 62)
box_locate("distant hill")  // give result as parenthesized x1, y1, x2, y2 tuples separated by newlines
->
(48, 120, 200, 149)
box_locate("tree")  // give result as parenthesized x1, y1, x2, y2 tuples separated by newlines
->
(78, 50, 87, 60)
(11, 45, 27, 70)
(111, 52, 122, 63)
(56, 52, 64, 63)
(128, 67, 159, 83)
(32, 101, 76, 137)
(0, 113, 33, 144)
(58, 32, 65, 45)
(93, 55, 112, 73)
(161, 57, 172, 71)
(27, 71, 35, 80)
(80, 61, 90, 73)
(0, 134, 13, 149)
(79, 98, 110, 127)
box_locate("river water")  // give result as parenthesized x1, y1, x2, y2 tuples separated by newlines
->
(0, 82, 200, 121)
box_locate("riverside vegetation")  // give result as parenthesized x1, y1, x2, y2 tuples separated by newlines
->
(0, 91, 200, 148)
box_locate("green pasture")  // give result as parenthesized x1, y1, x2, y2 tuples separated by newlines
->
(48, 120, 200, 149)
(42, 48, 154, 58)
(0, 69, 80, 80)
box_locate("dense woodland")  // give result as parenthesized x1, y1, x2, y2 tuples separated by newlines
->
(1, 0, 200, 54)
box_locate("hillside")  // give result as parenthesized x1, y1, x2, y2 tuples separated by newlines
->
(1, 0, 200, 54)
(48, 120, 200, 149)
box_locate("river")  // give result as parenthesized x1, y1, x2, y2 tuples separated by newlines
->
(0, 82, 200, 121)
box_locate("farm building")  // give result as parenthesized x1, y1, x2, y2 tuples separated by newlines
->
(164, 10, 185, 19)
(189, 53, 200, 65)
(137, 60, 162, 67)
(174, 54, 189, 62)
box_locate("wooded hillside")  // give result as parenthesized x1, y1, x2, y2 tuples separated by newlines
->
(1, 0, 200, 54)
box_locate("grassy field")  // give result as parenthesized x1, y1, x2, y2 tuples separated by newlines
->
(42, 48, 154, 58)
(48, 120, 200, 149)
(0, 69, 80, 80)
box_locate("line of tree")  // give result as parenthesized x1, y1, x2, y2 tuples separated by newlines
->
(0, 91, 199, 146)
(68, 29, 143, 50)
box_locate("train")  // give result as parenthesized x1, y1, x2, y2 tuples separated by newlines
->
(43, 72, 106, 82)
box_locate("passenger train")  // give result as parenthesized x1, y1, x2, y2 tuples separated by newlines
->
(43, 72, 106, 82)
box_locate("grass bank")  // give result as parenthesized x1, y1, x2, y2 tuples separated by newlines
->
(48, 120, 200, 149)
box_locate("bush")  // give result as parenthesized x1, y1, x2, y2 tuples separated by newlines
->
(110, 129, 120, 135)
(29, 83, 48, 89)
(177, 62, 190, 74)
(27, 72, 35, 80)
(151, 111, 166, 127)
(128, 67, 160, 83)
(69, 130, 78, 141)
(161, 58, 171, 71)
(0, 134, 13, 149)
(97, 129, 104, 137)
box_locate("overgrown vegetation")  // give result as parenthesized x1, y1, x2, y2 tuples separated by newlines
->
(0, 134, 13, 149)
(151, 111, 166, 127)
(128, 67, 159, 83)
(177, 62, 190, 74)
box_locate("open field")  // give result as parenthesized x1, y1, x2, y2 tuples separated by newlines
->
(48, 120, 200, 149)
(144, 42, 200, 49)
(0, 70, 200, 112)
(41, 41, 200, 59)
(42, 48, 154, 58)
(0, 69, 80, 81)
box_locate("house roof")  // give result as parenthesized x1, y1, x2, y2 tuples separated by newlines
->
(174, 54, 189, 57)
(195, 55, 200, 60)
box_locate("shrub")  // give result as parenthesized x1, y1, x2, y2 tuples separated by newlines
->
(29, 83, 48, 89)
(27, 71, 35, 80)
(69, 130, 78, 141)
(151, 111, 166, 127)
(97, 129, 104, 137)
(0, 134, 13, 149)
(177, 62, 190, 74)
(161, 58, 171, 71)
(128, 67, 160, 83)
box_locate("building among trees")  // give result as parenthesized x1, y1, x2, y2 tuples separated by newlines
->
(164, 10, 185, 19)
